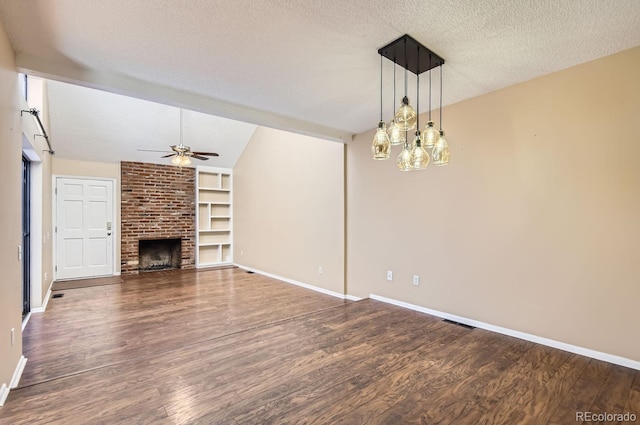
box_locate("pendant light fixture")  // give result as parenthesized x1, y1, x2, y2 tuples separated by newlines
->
(423, 67, 439, 149)
(394, 68, 417, 132)
(387, 63, 405, 145)
(397, 137, 413, 171)
(409, 49, 429, 171)
(372, 55, 391, 160)
(373, 34, 449, 171)
(432, 64, 450, 166)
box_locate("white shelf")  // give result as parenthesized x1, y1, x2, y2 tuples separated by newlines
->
(196, 166, 233, 267)
(198, 261, 234, 267)
(199, 187, 231, 192)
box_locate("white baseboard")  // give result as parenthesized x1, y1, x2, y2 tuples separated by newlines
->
(31, 280, 53, 314)
(345, 295, 363, 301)
(0, 355, 28, 407)
(235, 264, 357, 301)
(0, 384, 7, 407)
(10, 356, 27, 388)
(370, 294, 640, 371)
(21, 312, 31, 332)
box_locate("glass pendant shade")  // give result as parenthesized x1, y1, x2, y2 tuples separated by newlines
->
(410, 132, 429, 170)
(423, 121, 439, 149)
(387, 119, 405, 145)
(397, 141, 413, 171)
(432, 131, 450, 166)
(372, 121, 391, 160)
(394, 96, 417, 132)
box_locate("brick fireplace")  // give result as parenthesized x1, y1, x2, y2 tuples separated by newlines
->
(121, 161, 196, 274)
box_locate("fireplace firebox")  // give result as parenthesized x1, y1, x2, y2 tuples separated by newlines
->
(138, 239, 182, 272)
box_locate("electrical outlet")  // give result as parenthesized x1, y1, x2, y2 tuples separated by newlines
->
(413, 275, 420, 286)
(44, 272, 47, 281)
(240, 249, 244, 256)
(11, 328, 14, 347)
(18, 245, 22, 261)
(318, 266, 323, 275)
(387, 270, 393, 281)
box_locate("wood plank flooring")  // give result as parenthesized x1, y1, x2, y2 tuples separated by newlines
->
(2, 268, 638, 424)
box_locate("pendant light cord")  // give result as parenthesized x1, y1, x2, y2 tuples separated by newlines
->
(416, 45, 420, 130)
(428, 66, 432, 121)
(392, 60, 396, 113)
(404, 37, 408, 97)
(439, 64, 443, 131)
(379, 54, 383, 122)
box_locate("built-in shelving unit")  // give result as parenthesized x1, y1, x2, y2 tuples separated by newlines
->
(196, 166, 233, 267)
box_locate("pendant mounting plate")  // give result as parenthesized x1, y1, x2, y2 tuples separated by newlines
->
(378, 34, 445, 75)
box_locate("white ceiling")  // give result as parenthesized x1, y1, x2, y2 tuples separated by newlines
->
(1, 0, 640, 162)
(46, 80, 257, 167)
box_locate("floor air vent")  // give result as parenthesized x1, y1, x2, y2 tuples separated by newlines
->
(443, 319, 475, 330)
(52, 293, 64, 299)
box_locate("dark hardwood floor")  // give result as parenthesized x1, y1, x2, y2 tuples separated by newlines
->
(1, 268, 638, 424)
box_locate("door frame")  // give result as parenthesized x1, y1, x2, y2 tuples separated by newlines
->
(52, 175, 118, 281)
(22, 132, 44, 313)
(22, 155, 31, 318)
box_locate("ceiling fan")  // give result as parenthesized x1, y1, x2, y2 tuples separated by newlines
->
(138, 109, 219, 165)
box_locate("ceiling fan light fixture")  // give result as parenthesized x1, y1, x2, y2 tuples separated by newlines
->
(172, 154, 191, 167)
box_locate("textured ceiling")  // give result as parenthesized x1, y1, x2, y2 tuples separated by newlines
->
(1, 0, 640, 159)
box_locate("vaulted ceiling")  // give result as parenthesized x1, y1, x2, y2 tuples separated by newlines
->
(1, 0, 639, 165)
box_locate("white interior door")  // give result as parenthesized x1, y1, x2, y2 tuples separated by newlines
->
(56, 178, 114, 280)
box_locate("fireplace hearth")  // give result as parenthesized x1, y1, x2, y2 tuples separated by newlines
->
(138, 239, 182, 272)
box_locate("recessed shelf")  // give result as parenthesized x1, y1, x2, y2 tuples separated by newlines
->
(199, 187, 231, 192)
(198, 261, 233, 267)
(197, 166, 233, 267)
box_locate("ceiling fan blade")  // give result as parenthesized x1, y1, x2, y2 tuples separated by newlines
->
(161, 153, 175, 158)
(138, 149, 173, 153)
(192, 155, 210, 161)
(192, 151, 219, 156)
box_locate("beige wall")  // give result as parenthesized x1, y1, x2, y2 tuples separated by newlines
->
(347, 46, 640, 362)
(39, 83, 53, 302)
(234, 126, 344, 295)
(21, 90, 54, 306)
(52, 158, 122, 274)
(0, 18, 23, 390)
